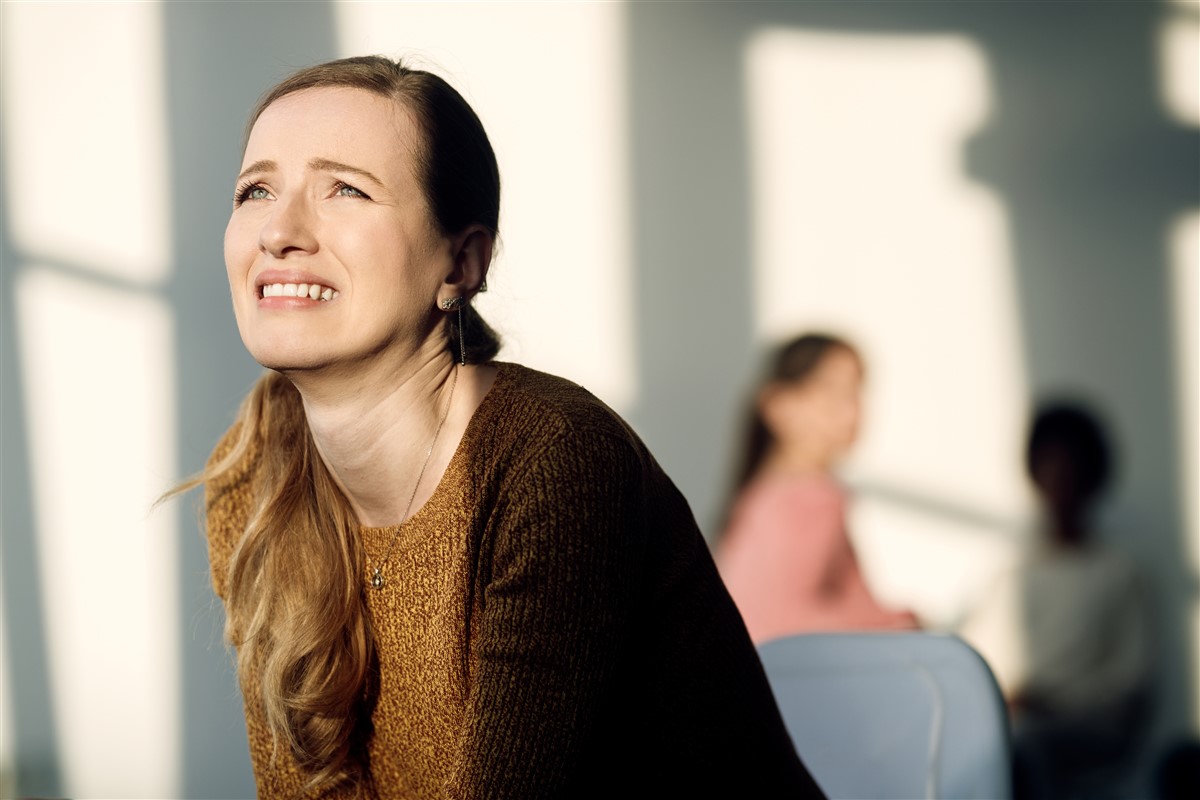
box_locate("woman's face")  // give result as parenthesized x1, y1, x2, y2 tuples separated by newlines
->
(224, 86, 453, 373)
(764, 347, 864, 464)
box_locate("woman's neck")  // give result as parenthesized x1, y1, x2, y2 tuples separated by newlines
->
(285, 344, 468, 528)
(760, 442, 836, 478)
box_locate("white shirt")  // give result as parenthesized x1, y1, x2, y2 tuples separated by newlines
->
(959, 539, 1151, 714)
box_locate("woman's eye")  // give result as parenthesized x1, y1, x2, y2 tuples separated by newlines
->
(234, 183, 271, 204)
(334, 181, 369, 199)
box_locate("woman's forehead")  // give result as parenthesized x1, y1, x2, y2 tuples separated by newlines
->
(244, 86, 419, 170)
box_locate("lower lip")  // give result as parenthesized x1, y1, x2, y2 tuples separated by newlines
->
(257, 295, 334, 309)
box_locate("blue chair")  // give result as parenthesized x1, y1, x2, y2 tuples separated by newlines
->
(758, 631, 1013, 800)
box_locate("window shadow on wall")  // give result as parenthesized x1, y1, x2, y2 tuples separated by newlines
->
(0, 115, 62, 800)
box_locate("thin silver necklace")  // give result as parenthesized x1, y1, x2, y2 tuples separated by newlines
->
(369, 365, 458, 590)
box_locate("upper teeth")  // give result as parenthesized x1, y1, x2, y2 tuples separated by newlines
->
(261, 283, 339, 301)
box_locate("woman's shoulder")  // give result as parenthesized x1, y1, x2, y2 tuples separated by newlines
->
(483, 362, 640, 447)
(457, 362, 666, 496)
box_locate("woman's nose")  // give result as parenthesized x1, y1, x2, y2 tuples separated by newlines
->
(258, 195, 318, 258)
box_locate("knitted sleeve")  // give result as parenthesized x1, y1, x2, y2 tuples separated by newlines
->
(447, 420, 646, 799)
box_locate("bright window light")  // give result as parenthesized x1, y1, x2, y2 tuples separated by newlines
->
(334, 0, 635, 412)
(745, 29, 1031, 626)
(15, 268, 180, 798)
(1, 1, 171, 284)
(1170, 212, 1199, 592)
(1160, 0, 1200, 127)
(1169, 211, 1199, 726)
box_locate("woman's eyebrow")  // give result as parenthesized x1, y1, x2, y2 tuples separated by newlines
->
(237, 159, 276, 182)
(308, 157, 385, 189)
(235, 158, 385, 190)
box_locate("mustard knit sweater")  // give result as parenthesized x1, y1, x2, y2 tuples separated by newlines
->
(205, 363, 824, 799)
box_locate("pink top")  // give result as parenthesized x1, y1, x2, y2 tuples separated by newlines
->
(715, 473, 915, 644)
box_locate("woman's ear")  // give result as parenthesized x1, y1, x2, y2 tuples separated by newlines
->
(443, 224, 493, 300)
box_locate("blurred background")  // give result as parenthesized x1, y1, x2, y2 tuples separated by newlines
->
(1, 0, 1196, 797)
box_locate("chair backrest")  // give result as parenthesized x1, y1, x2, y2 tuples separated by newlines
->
(757, 631, 1012, 800)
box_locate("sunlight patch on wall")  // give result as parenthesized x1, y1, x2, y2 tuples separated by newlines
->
(1163, 0, 1199, 729)
(1159, 0, 1200, 127)
(0, 1, 171, 283)
(745, 30, 1031, 626)
(1171, 211, 1199, 591)
(333, 1, 635, 412)
(1169, 211, 1199, 725)
(15, 269, 181, 798)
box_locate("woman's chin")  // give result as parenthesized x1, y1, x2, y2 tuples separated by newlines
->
(247, 346, 335, 374)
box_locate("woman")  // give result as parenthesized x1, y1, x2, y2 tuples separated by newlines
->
(715, 333, 918, 645)
(175, 56, 823, 799)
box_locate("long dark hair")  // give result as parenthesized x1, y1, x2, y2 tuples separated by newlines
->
(716, 332, 858, 538)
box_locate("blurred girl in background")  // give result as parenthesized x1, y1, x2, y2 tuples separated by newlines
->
(715, 333, 919, 644)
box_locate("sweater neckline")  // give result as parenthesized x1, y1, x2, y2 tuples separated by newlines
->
(360, 361, 514, 535)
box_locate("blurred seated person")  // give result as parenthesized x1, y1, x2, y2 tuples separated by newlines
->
(714, 333, 919, 644)
(959, 400, 1153, 800)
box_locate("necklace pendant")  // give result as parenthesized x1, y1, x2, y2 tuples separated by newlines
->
(370, 569, 384, 590)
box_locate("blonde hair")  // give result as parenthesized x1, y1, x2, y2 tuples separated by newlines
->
(167, 54, 503, 792)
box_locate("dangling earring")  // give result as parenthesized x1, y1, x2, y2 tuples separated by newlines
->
(441, 296, 466, 365)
